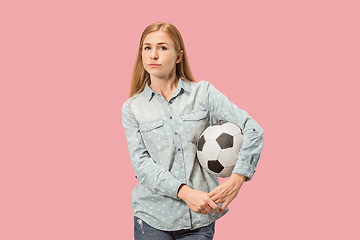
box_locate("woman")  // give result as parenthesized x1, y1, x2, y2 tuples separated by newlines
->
(122, 22, 264, 239)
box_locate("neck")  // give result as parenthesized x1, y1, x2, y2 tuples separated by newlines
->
(149, 74, 179, 102)
(149, 74, 179, 95)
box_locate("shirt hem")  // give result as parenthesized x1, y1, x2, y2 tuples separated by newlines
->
(133, 208, 228, 231)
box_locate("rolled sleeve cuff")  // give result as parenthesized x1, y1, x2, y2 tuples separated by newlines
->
(174, 182, 187, 200)
(138, 171, 187, 200)
(232, 161, 256, 182)
(165, 180, 186, 199)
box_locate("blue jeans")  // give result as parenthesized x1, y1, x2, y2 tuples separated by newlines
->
(134, 216, 215, 240)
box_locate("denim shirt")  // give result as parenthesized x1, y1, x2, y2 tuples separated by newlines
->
(121, 77, 264, 231)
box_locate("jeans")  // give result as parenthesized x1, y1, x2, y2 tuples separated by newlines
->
(134, 216, 215, 240)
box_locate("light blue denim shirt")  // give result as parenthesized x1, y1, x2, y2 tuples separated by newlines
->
(121, 77, 264, 231)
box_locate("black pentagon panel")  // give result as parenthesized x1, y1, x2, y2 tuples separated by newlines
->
(208, 160, 224, 173)
(197, 135, 206, 151)
(213, 119, 229, 126)
(216, 133, 233, 149)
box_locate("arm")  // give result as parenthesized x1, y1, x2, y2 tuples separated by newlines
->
(203, 81, 265, 212)
(205, 81, 264, 181)
(177, 184, 219, 215)
(209, 173, 246, 213)
(122, 100, 185, 199)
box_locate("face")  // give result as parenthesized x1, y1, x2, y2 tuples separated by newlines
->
(141, 30, 182, 80)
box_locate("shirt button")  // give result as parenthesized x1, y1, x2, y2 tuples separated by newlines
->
(175, 132, 178, 135)
(170, 116, 173, 119)
(169, 100, 172, 104)
(178, 148, 181, 151)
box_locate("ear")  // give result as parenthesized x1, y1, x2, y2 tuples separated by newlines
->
(176, 50, 184, 64)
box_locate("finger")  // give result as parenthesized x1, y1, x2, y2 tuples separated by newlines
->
(210, 196, 219, 203)
(213, 195, 226, 204)
(214, 198, 223, 204)
(207, 199, 220, 211)
(208, 188, 219, 198)
(217, 201, 229, 214)
(200, 208, 208, 215)
(210, 193, 222, 203)
(203, 204, 213, 214)
(195, 207, 204, 214)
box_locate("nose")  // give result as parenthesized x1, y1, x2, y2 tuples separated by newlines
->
(150, 49, 158, 60)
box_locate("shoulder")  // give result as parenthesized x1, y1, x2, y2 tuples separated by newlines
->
(188, 79, 213, 91)
(191, 80, 227, 102)
(190, 80, 219, 98)
(121, 92, 146, 114)
(190, 79, 211, 86)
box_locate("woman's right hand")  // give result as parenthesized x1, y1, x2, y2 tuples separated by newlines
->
(177, 184, 219, 215)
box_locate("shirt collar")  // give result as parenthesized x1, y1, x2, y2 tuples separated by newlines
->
(144, 77, 191, 101)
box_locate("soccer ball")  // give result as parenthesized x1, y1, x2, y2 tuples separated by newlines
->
(196, 120, 243, 178)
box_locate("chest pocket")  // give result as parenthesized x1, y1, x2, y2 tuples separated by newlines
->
(181, 110, 208, 121)
(139, 119, 170, 155)
(180, 110, 209, 144)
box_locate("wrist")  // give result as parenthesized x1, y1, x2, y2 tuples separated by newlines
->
(230, 173, 246, 183)
(177, 184, 191, 200)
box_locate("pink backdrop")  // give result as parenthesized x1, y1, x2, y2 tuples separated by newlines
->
(1, 0, 359, 239)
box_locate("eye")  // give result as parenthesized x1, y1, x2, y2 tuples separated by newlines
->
(144, 46, 150, 50)
(160, 46, 167, 50)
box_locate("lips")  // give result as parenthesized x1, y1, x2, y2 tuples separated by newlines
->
(148, 64, 161, 67)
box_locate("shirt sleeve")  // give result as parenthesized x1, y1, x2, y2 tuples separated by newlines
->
(204, 81, 265, 182)
(121, 99, 186, 199)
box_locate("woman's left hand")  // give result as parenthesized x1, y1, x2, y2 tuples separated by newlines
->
(208, 173, 246, 213)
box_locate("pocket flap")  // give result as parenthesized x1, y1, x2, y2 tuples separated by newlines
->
(139, 120, 164, 132)
(181, 110, 208, 121)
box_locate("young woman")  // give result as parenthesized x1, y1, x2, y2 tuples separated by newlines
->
(122, 22, 264, 240)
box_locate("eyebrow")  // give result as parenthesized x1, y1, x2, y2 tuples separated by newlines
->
(143, 42, 169, 46)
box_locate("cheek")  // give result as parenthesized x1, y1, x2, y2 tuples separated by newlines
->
(141, 58, 149, 71)
(163, 55, 177, 66)
(141, 55, 148, 66)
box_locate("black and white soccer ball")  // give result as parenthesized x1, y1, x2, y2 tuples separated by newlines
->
(196, 120, 243, 178)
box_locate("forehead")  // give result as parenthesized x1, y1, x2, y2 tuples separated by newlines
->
(143, 30, 174, 46)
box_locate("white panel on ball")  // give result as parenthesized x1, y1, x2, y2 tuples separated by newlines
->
(201, 140, 221, 160)
(203, 125, 223, 140)
(218, 148, 238, 168)
(220, 167, 234, 178)
(221, 122, 242, 136)
(233, 134, 244, 152)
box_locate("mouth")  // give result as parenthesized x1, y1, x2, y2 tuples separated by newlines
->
(148, 64, 161, 67)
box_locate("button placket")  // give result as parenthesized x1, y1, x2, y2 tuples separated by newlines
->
(166, 101, 186, 182)
(168, 98, 174, 120)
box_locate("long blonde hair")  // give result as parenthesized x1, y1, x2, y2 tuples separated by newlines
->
(128, 22, 196, 98)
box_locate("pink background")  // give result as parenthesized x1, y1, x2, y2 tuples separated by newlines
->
(1, 0, 359, 239)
